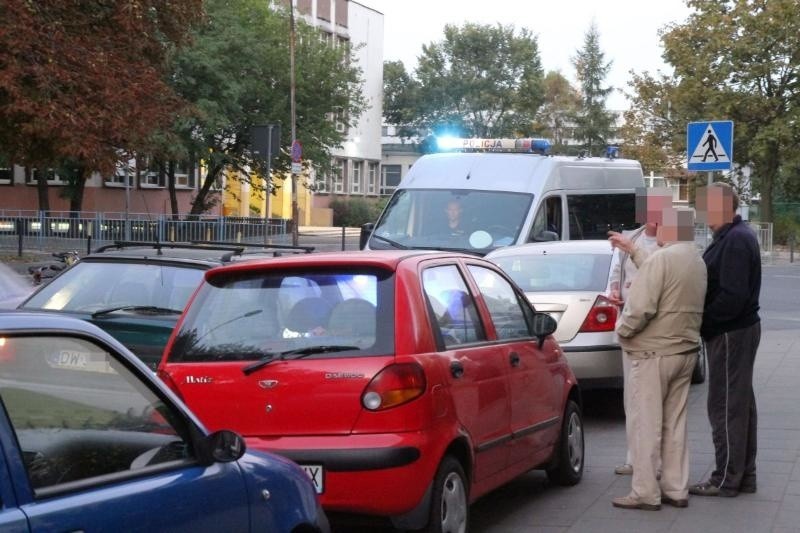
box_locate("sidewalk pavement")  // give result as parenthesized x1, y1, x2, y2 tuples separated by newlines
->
(470, 325, 800, 532)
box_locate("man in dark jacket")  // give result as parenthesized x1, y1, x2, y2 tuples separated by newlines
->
(690, 182, 761, 498)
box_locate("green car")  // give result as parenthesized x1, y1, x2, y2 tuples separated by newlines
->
(19, 241, 312, 370)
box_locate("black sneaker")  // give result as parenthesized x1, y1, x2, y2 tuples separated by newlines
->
(689, 481, 739, 497)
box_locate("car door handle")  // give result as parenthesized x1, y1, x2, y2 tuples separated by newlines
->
(509, 352, 521, 367)
(450, 361, 464, 379)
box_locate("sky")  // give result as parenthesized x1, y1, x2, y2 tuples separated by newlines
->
(359, 0, 693, 110)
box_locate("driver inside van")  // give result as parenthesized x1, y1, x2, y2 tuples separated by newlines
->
(445, 199, 465, 236)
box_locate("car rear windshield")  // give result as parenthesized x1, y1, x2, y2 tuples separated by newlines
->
(21, 261, 206, 313)
(492, 253, 612, 292)
(167, 267, 395, 362)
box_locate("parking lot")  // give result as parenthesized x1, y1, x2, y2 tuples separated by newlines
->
(1, 237, 797, 533)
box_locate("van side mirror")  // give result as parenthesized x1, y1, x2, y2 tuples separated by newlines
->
(531, 312, 558, 348)
(360, 222, 375, 250)
(529, 230, 558, 243)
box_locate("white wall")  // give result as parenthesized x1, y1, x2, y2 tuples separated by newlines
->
(332, 2, 383, 162)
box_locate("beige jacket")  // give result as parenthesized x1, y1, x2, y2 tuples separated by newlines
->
(616, 242, 707, 358)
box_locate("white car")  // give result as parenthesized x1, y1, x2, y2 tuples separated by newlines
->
(487, 240, 706, 388)
(0, 262, 34, 309)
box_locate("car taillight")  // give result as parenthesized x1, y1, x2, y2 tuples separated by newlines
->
(578, 295, 618, 333)
(362, 363, 426, 411)
(157, 369, 186, 402)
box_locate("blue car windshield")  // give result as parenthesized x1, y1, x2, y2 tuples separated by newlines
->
(370, 189, 533, 254)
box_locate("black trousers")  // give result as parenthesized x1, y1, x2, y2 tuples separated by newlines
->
(705, 321, 761, 492)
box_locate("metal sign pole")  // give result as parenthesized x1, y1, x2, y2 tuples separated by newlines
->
(264, 125, 273, 245)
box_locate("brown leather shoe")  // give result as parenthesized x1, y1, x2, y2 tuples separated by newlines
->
(612, 495, 660, 511)
(661, 496, 689, 508)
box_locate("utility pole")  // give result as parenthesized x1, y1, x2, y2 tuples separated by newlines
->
(289, 0, 299, 246)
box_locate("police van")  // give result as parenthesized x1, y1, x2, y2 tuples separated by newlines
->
(361, 137, 645, 255)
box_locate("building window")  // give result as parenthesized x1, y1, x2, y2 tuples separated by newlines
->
(333, 159, 347, 194)
(676, 178, 689, 202)
(350, 161, 362, 194)
(140, 165, 165, 188)
(27, 168, 67, 186)
(319, 30, 333, 46)
(327, 106, 347, 135)
(106, 163, 132, 187)
(316, 0, 330, 22)
(171, 161, 196, 189)
(0, 157, 12, 185)
(381, 164, 402, 196)
(335, 0, 348, 27)
(367, 162, 378, 195)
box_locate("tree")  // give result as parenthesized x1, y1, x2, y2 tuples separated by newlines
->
(572, 22, 616, 155)
(383, 60, 420, 138)
(627, 0, 800, 223)
(390, 23, 544, 138)
(165, 0, 365, 216)
(533, 71, 581, 152)
(0, 0, 202, 212)
(619, 71, 685, 175)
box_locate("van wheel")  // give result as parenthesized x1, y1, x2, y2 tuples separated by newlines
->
(691, 342, 707, 384)
(546, 400, 584, 486)
(425, 455, 468, 533)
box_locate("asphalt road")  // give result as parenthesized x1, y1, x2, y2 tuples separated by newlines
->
(759, 263, 800, 330)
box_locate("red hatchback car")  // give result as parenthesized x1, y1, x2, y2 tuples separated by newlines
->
(158, 251, 584, 531)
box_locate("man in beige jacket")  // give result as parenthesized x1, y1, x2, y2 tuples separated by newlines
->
(607, 186, 671, 476)
(611, 207, 707, 511)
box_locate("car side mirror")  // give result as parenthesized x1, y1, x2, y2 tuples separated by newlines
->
(360, 222, 375, 250)
(202, 430, 246, 464)
(531, 312, 558, 348)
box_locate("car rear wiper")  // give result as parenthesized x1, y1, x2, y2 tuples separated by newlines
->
(91, 305, 184, 318)
(241, 345, 360, 376)
(370, 234, 408, 249)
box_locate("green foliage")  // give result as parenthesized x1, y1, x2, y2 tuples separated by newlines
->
(773, 211, 800, 246)
(385, 23, 544, 138)
(163, 0, 366, 215)
(534, 71, 582, 151)
(626, 0, 800, 223)
(330, 197, 387, 227)
(571, 23, 616, 155)
(383, 61, 420, 138)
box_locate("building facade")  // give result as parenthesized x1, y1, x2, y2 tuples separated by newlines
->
(0, 161, 212, 216)
(301, 1, 385, 222)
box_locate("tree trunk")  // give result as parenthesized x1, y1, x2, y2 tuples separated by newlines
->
(757, 142, 779, 224)
(189, 162, 223, 216)
(167, 160, 178, 220)
(31, 166, 50, 215)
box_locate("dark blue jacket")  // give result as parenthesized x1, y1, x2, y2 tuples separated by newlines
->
(701, 215, 761, 338)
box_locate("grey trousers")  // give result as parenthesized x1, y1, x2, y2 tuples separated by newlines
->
(705, 321, 761, 492)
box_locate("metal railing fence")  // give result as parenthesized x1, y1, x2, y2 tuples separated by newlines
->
(695, 221, 774, 262)
(0, 211, 289, 253)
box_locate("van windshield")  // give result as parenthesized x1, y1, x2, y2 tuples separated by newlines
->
(370, 189, 533, 254)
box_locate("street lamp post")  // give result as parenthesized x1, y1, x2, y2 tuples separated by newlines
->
(289, 1, 299, 246)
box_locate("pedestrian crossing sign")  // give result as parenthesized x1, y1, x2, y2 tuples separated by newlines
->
(687, 121, 733, 171)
